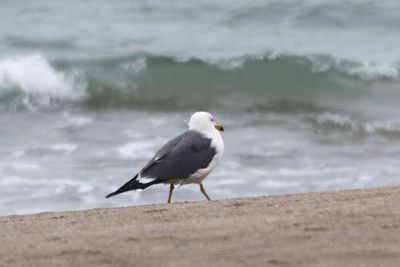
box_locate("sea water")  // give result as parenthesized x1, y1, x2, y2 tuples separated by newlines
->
(1, 0, 399, 215)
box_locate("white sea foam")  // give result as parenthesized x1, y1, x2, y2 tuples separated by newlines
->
(206, 54, 399, 80)
(61, 113, 94, 127)
(209, 58, 246, 70)
(343, 62, 398, 80)
(122, 57, 147, 74)
(117, 140, 161, 159)
(122, 129, 145, 139)
(364, 121, 400, 134)
(0, 162, 42, 171)
(0, 54, 86, 108)
(317, 113, 357, 129)
(49, 143, 78, 154)
(316, 113, 400, 134)
(258, 180, 299, 188)
(307, 55, 399, 80)
(77, 184, 93, 194)
(212, 179, 249, 187)
(13, 162, 42, 170)
(0, 175, 94, 202)
(70, 117, 93, 126)
(275, 167, 346, 177)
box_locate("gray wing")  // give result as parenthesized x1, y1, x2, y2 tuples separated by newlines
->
(140, 130, 216, 182)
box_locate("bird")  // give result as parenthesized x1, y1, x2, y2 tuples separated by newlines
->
(105, 111, 224, 203)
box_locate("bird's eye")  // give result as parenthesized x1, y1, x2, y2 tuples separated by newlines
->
(210, 118, 214, 122)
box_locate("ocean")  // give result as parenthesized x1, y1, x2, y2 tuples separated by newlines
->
(1, 0, 399, 215)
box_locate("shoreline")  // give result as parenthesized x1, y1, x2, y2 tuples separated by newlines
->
(1, 186, 400, 266)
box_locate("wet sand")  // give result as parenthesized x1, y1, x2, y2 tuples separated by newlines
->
(1, 186, 400, 267)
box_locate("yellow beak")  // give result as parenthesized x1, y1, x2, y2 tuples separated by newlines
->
(214, 123, 224, 131)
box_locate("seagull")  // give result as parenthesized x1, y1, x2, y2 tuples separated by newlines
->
(106, 111, 224, 203)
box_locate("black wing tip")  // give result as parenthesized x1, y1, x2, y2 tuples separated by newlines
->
(105, 174, 152, 199)
(105, 192, 117, 198)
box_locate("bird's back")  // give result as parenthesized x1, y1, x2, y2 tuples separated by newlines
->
(140, 130, 216, 182)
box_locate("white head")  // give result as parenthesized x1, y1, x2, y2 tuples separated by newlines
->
(188, 111, 224, 133)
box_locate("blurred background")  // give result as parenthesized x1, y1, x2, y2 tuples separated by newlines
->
(1, 0, 399, 215)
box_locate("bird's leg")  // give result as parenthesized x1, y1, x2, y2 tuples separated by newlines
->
(167, 184, 175, 204)
(199, 183, 211, 201)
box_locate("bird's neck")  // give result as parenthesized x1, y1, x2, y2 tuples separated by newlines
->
(195, 128, 220, 139)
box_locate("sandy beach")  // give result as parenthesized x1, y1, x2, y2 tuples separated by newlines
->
(1, 186, 400, 267)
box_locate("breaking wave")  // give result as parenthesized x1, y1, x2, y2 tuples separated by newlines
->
(312, 112, 400, 137)
(0, 53, 398, 111)
(0, 54, 86, 110)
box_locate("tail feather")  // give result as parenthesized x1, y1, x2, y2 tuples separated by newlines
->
(105, 174, 153, 198)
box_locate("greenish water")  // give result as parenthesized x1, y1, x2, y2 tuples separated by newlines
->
(1, 0, 399, 215)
